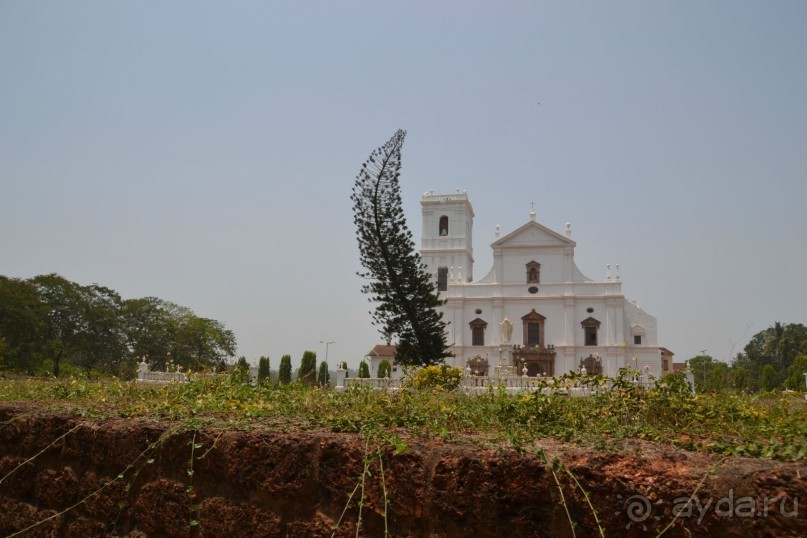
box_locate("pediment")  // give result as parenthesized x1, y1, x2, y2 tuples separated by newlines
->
(521, 309, 546, 321)
(492, 221, 575, 248)
(580, 316, 601, 328)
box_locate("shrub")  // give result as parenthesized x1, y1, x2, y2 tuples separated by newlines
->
(377, 359, 392, 379)
(230, 357, 250, 384)
(317, 360, 330, 387)
(406, 364, 463, 391)
(298, 351, 317, 385)
(258, 356, 270, 385)
(761, 364, 777, 392)
(358, 360, 370, 378)
(279, 355, 292, 385)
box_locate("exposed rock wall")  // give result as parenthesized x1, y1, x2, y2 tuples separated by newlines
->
(0, 406, 803, 537)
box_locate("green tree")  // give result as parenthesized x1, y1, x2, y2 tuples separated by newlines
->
(0, 277, 48, 373)
(688, 355, 716, 392)
(351, 130, 450, 367)
(258, 356, 271, 385)
(731, 365, 748, 391)
(121, 297, 182, 371)
(317, 360, 330, 387)
(172, 315, 236, 373)
(761, 364, 777, 392)
(733, 323, 807, 390)
(784, 354, 807, 390)
(28, 274, 89, 377)
(297, 350, 317, 384)
(279, 355, 292, 385)
(707, 361, 730, 392)
(358, 360, 370, 378)
(377, 359, 392, 378)
(231, 356, 250, 383)
(74, 284, 126, 376)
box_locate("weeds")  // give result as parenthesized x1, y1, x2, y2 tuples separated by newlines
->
(0, 373, 804, 461)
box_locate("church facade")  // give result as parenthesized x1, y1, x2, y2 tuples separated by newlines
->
(419, 190, 668, 378)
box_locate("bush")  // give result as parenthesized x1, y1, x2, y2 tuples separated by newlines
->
(317, 360, 330, 387)
(298, 351, 317, 384)
(406, 364, 463, 391)
(761, 364, 778, 392)
(230, 357, 250, 384)
(258, 356, 270, 385)
(377, 359, 392, 379)
(279, 355, 292, 385)
(358, 360, 370, 379)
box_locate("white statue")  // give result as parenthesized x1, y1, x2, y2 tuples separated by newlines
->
(500, 317, 513, 344)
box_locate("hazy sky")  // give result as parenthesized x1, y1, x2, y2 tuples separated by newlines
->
(2, 1, 805, 369)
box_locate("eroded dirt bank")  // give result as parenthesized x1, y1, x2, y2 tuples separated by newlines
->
(0, 405, 804, 537)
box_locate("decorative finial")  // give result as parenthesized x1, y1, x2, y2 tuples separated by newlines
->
(495, 225, 501, 238)
(606, 264, 611, 280)
(565, 222, 572, 238)
(615, 264, 621, 280)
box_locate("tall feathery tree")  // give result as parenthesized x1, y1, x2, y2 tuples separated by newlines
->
(351, 130, 450, 366)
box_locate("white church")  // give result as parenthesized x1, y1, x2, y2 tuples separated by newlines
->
(412, 190, 672, 378)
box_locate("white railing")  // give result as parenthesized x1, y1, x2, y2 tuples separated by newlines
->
(139, 371, 188, 384)
(136, 360, 227, 384)
(337, 372, 663, 395)
(344, 377, 404, 391)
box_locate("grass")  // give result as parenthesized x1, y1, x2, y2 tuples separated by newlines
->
(0, 373, 805, 461)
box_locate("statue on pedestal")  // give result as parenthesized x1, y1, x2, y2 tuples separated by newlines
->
(500, 317, 513, 344)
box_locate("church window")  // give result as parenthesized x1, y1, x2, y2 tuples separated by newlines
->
(631, 325, 646, 346)
(469, 318, 487, 346)
(527, 323, 540, 346)
(437, 267, 448, 291)
(526, 261, 541, 283)
(472, 327, 484, 346)
(439, 215, 449, 236)
(521, 309, 546, 347)
(580, 317, 601, 347)
(585, 327, 598, 346)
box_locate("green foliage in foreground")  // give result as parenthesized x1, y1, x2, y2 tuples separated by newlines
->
(0, 373, 805, 462)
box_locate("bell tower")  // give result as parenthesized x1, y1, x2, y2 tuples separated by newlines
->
(420, 190, 474, 289)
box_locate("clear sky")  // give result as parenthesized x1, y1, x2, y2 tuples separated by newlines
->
(2, 1, 805, 369)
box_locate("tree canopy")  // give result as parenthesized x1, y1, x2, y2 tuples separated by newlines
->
(0, 273, 236, 378)
(732, 322, 807, 391)
(351, 130, 450, 366)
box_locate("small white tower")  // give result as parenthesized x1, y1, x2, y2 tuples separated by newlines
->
(421, 190, 474, 287)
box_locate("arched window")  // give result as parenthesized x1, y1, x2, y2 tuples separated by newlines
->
(439, 215, 449, 236)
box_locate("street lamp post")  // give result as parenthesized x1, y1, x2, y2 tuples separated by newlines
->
(320, 341, 335, 368)
(700, 349, 708, 388)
